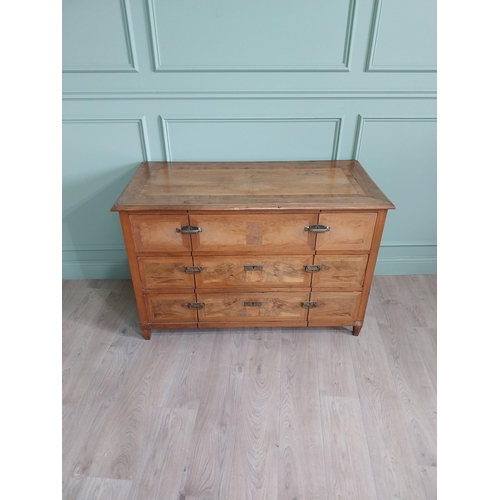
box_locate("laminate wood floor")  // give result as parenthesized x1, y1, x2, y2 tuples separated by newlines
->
(62, 276, 437, 500)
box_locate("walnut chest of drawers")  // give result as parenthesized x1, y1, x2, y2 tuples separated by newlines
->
(111, 161, 394, 339)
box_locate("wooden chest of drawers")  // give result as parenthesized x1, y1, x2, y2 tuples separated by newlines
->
(111, 161, 394, 339)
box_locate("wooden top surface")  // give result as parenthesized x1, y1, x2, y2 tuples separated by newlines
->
(111, 160, 395, 212)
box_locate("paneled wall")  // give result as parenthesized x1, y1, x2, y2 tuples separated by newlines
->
(62, 0, 436, 278)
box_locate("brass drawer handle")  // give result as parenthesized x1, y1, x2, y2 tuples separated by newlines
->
(176, 225, 202, 234)
(301, 301, 318, 309)
(187, 302, 205, 309)
(304, 264, 322, 273)
(304, 225, 330, 233)
(185, 266, 203, 274)
(244, 301, 262, 307)
(244, 265, 263, 271)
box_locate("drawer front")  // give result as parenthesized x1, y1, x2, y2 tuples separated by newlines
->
(311, 255, 368, 288)
(130, 215, 191, 253)
(145, 293, 198, 323)
(315, 213, 377, 251)
(189, 214, 318, 254)
(193, 255, 313, 289)
(197, 292, 309, 323)
(138, 257, 195, 289)
(307, 292, 361, 323)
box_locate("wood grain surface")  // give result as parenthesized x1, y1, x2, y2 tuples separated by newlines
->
(279, 329, 327, 499)
(370, 279, 437, 468)
(316, 212, 377, 252)
(111, 161, 395, 211)
(320, 396, 378, 499)
(349, 302, 431, 500)
(189, 213, 318, 255)
(180, 333, 248, 499)
(196, 292, 310, 323)
(193, 254, 313, 289)
(87, 332, 184, 480)
(137, 257, 195, 289)
(314, 328, 358, 398)
(419, 465, 437, 500)
(308, 291, 362, 323)
(311, 254, 368, 289)
(129, 214, 191, 253)
(227, 338, 281, 499)
(74, 477, 132, 500)
(145, 293, 198, 323)
(62, 275, 435, 500)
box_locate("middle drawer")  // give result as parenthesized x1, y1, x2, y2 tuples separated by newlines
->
(193, 255, 313, 289)
(137, 254, 369, 290)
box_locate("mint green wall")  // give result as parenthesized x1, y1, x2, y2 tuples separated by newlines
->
(62, 0, 436, 278)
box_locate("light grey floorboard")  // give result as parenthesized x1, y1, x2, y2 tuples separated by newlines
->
(227, 337, 281, 500)
(350, 317, 428, 499)
(320, 395, 378, 500)
(372, 281, 437, 468)
(74, 477, 132, 500)
(179, 333, 248, 500)
(87, 332, 184, 480)
(419, 465, 437, 500)
(412, 327, 437, 393)
(62, 276, 437, 500)
(279, 328, 327, 500)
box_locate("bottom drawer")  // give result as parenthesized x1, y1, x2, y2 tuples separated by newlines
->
(307, 291, 361, 324)
(197, 292, 309, 323)
(144, 291, 362, 326)
(145, 293, 198, 323)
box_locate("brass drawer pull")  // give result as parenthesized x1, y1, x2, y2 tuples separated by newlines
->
(187, 302, 205, 309)
(185, 266, 203, 274)
(304, 264, 322, 273)
(244, 265, 263, 271)
(301, 301, 318, 309)
(304, 224, 330, 233)
(244, 301, 262, 307)
(176, 225, 202, 234)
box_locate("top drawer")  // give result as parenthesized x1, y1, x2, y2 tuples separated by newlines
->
(127, 212, 377, 254)
(315, 213, 377, 252)
(189, 214, 318, 254)
(129, 215, 191, 253)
